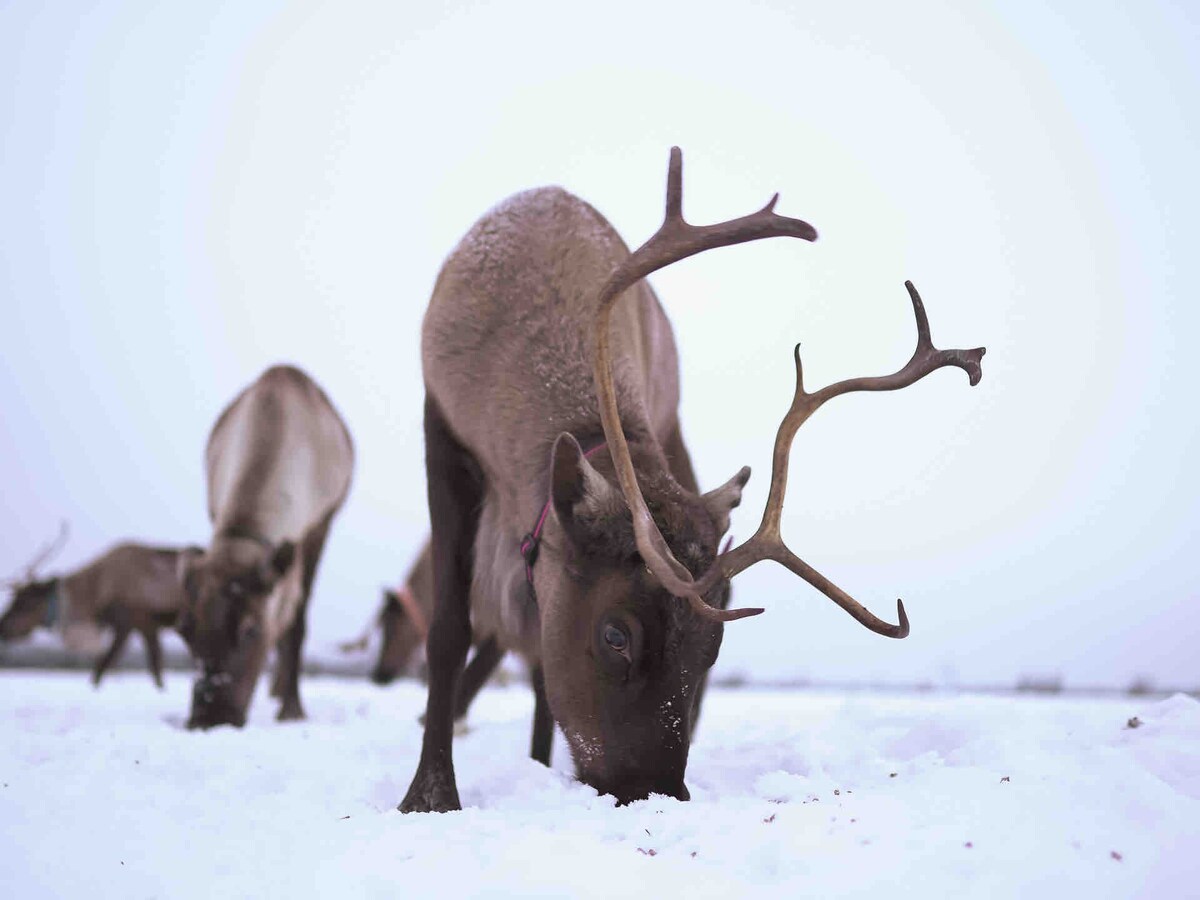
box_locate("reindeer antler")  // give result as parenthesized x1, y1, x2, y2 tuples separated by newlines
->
(591, 147, 815, 623)
(7, 521, 70, 587)
(700, 280, 984, 636)
(591, 149, 985, 635)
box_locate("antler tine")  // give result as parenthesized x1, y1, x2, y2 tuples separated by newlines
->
(591, 147, 817, 622)
(705, 280, 985, 636)
(23, 520, 69, 582)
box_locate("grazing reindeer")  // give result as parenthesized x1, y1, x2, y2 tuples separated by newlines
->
(341, 543, 435, 684)
(356, 542, 499, 698)
(0, 523, 71, 643)
(0, 525, 198, 687)
(346, 542, 507, 726)
(177, 365, 354, 729)
(401, 148, 984, 813)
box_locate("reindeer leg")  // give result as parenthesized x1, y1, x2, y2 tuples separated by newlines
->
(269, 622, 300, 699)
(530, 664, 553, 767)
(274, 598, 308, 721)
(142, 628, 164, 689)
(452, 635, 503, 721)
(276, 511, 333, 722)
(269, 644, 286, 698)
(400, 396, 482, 814)
(91, 626, 131, 687)
(268, 611, 307, 701)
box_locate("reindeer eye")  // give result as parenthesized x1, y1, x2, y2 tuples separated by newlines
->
(603, 624, 628, 653)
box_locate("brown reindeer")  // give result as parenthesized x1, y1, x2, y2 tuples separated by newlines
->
(0, 525, 199, 687)
(177, 365, 354, 729)
(346, 542, 508, 728)
(401, 149, 984, 812)
(343, 543, 435, 684)
(357, 542, 504, 705)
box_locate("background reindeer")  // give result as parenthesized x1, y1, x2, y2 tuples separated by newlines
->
(338, 542, 435, 685)
(343, 541, 513, 732)
(177, 365, 354, 729)
(0, 524, 201, 687)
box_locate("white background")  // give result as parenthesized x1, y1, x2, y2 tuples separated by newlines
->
(1, 1, 1195, 689)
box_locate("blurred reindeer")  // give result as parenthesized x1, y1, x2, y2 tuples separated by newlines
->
(342, 541, 505, 722)
(176, 365, 354, 728)
(0, 523, 201, 687)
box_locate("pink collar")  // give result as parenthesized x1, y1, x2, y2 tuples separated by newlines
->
(392, 583, 428, 641)
(520, 442, 606, 587)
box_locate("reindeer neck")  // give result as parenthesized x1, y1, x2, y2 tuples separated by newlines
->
(42, 578, 63, 628)
(214, 524, 275, 552)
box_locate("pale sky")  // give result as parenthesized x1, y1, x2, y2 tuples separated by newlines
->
(1, 1, 1196, 689)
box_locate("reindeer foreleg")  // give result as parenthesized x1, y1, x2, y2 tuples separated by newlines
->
(141, 627, 164, 689)
(400, 396, 482, 814)
(91, 626, 131, 687)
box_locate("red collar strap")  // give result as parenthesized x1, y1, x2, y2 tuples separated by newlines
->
(392, 583, 428, 641)
(520, 441, 607, 588)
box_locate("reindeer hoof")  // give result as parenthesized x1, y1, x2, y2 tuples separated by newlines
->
(398, 769, 461, 813)
(187, 712, 247, 730)
(277, 700, 306, 722)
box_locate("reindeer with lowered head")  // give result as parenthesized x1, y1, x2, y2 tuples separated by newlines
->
(177, 365, 354, 728)
(339, 542, 437, 685)
(352, 542, 504, 708)
(401, 148, 984, 812)
(0, 524, 200, 687)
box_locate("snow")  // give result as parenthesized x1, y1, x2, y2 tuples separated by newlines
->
(2, 672, 1198, 898)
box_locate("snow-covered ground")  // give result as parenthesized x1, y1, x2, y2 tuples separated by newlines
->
(2, 672, 1197, 898)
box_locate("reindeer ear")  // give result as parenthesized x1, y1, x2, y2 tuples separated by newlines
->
(702, 466, 751, 535)
(271, 541, 296, 576)
(551, 433, 622, 539)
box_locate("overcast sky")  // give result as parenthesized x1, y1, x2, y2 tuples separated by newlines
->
(1, 1, 1196, 689)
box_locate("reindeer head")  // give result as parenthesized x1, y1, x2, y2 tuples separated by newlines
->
(0, 579, 58, 640)
(0, 522, 69, 641)
(369, 543, 432, 684)
(534, 434, 742, 802)
(370, 586, 429, 684)
(542, 149, 983, 803)
(177, 535, 295, 728)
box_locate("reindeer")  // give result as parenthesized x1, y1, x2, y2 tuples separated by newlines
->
(176, 365, 354, 729)
(337, 542, 435, 684)
(0, 525, 199, 687)
(343, 542, 509, 729)
(355, 542, 498, 694)
(400, 148, 984, 812)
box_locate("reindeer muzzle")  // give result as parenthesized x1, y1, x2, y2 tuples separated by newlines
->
(186, 671, 246, 730)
